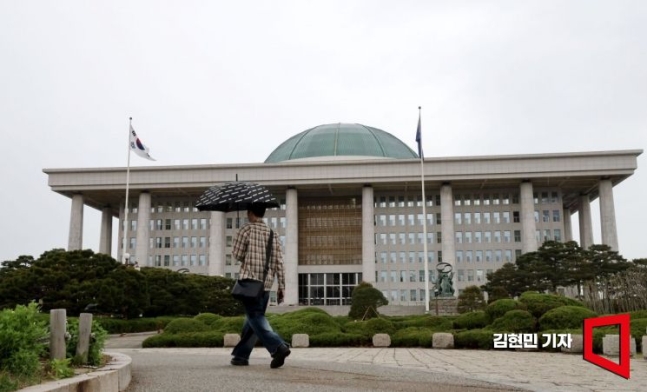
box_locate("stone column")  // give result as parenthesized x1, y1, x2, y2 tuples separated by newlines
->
(99, 207, 113, 255)
(208, 211, 226, 276)
(563, 207, 573, 242)
(135, 192, 152, 265)
(362, 185, 376, 283)
(599, 179, 619, 251)
(68, 194, 84, 251)
(520, 181, 538, 253)
(285, 188, 299, 305)
(440, 184, 455, 292)
(579, 194, 594, 250)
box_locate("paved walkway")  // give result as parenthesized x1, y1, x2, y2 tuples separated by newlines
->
(107, 333, 646, 392)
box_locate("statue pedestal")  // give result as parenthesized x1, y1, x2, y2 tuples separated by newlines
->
(430, 297, 459, 316)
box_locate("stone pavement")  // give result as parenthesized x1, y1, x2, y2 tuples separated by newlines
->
(107, 333, 646, 392)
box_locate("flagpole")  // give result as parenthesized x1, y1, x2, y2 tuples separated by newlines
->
(122, 117, 133, 264)
(418, 107, 431, 313)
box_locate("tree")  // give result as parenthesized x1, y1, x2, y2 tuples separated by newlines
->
(0, 249, 242, 317)
(348, 282, 388, 320)
(482, 263, 534, 297)
(457, 285, 486, 313)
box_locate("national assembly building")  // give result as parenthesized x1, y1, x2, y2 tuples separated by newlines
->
(44, 123, 642, 307)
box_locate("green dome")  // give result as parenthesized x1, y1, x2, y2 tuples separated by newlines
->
(264, 123, 418, 163)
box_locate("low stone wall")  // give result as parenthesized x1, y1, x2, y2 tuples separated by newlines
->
(602, 335, 637, 356)
(20, 352, 132, 392)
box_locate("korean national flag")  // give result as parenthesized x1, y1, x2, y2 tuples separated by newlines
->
(129, 125, 155, 161)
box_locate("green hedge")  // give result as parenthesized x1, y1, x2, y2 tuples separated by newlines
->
(454, 329, 494, 349)
(96, 317, 176, 334)
(453, 311, 489, 330)
(518, 292, 586, 319)
(485, 299, 527, 323)
(309, 332, 369, 347)
(194, 313, 222, 327)
(272, 309, 342, 340)
(390, 315, 455, 331)
(164, 318, 210, 334)
(391, 327, 433, 347)
(490, 310, 536, 333)
(343, 317, 396, 338)
(142, 331, 224, 348)
(538, 306, 597, 331)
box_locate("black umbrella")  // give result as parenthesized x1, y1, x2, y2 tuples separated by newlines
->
(195, 182, 280, 212)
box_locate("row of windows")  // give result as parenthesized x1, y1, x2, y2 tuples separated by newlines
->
(380, 289, 433, 303)
(377, 250, 441, 264)
(455, 249, 520, 263)
(377, 268, 495, 284)
(148, 254, 207, 267)
(456, 269, 490, 282)
(375, 191, 560, 210)
(225, 235, 286, 247)
(375, 228, 562, 247)
(376, 247, 520, 264)
(124, 210, 561, 233)
(376, 232, 440, 246)
(375, 195, 441, 208)
(123, 219, 210, 231)
(122, 236, 208, 250)
(376, 210, 561, 227)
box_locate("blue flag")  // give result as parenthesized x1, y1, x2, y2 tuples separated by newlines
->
(415, 112, 423, 158)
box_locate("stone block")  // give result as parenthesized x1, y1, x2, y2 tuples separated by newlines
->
(643, 336, 647, 360)
(372, 333, 391, 347)
(432, 332, 454, 349)
(292, 334, 309, 348)
(602, 335, 636, 357)
(561, 334, 583, 354)
(223, 333, 241, 347)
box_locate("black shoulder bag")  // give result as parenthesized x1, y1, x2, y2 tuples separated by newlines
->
(231, 230, 274, 301)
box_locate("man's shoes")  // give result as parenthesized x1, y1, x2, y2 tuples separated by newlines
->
(230, 357, 249, 366)
(270, 344, 291, 369)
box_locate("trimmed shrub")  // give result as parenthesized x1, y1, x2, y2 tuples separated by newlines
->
(485, 299, 526, 323)
(454, 329, 494, 349)
(348, 282, 388, 320)
(391, 327, 433, 348)
(309, 332, 369, 347)
(163, 318, 209, 334)
(343, 317, 396, 338)
(390, 315, 455, 331)
(194, 313, 222, 327)
(96, 316, 175, 334)
(518, 292, 586, 319)
(538, 306, 597, 331)
(272, 310, 341, 340)
(211, 316, 246, 333)
(629, 310, 647, 320)
(143, 331, 224, 348)
(490, 310, 536, 333)
(453, 311, 489, 330)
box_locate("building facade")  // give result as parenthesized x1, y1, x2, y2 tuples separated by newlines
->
(44, 123, 642, 306)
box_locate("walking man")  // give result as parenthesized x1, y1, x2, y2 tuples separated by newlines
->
(230, 203, 291, 368)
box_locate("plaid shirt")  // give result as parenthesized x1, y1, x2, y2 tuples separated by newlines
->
(232, 221, 285, 291)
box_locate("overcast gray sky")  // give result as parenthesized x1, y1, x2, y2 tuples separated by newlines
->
(1, 1, 645, 263)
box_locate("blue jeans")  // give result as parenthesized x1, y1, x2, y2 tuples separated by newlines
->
(231, 291, 286, 360)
